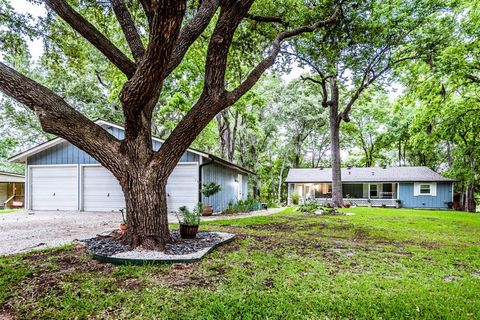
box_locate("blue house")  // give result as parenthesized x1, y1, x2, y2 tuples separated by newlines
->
(9, 120, 252, 213)
(285, 166, 457, 209)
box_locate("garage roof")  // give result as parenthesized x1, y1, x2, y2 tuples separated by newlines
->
(285, 166, 458, 183)
(9, 120, 254, 175)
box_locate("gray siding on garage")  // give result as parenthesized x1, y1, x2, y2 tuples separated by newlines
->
(201, 162, 248, 212)
(399, 182, 453, 208)
(28, 125, 199, 165)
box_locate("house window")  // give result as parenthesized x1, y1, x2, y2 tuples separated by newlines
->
(370, 184, 378, 198)
(420, 184, 431, 194)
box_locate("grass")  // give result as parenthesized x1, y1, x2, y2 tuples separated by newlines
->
(1, 207, 479, 319)
(0, 208, 21, 214)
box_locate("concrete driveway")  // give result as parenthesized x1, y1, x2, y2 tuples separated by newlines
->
(0, 208, 283, 256)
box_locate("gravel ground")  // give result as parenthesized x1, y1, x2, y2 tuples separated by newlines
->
(0, 210, 124, 256)
(0, 207, 282, 256)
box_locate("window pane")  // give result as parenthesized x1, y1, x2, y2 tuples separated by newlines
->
(420, 184, 430, 194)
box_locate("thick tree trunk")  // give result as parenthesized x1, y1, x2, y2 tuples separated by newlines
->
(465, 183, 476, 212)
(329, 101, 343, 208)
(121, 170, 171, 249)
(277, 154, 286, 205)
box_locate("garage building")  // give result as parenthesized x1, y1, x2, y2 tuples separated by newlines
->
(10, 120, 252, 213)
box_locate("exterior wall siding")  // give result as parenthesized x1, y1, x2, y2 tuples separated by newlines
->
(28, 125, 199, 165)
(399, 182, 453, 208)
(201, 162, 248, 212)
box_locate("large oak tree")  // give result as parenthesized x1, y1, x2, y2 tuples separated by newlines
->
(0, 0, 338, 248)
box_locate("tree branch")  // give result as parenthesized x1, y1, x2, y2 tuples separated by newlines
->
(0, 62, 123, 172)
(120, 1, 186, 140)
(110, 0, 145, 62)
(45, 0, 136, 78)
(226, 6, 340, 104)
(341, 53, 420, 121)
(165, 0, 220, 78)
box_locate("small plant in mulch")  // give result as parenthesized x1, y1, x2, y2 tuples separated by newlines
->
(119, 208, 127, 234)
(176, 203, 203, 239)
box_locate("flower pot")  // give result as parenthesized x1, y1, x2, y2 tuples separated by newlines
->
(120, 223, 127, 235)
(179, 224, 199, 239)
(344, 203, 351, 208)
(202, 205, 213, 216)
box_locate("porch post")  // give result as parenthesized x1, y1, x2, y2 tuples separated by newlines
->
(368, 183, 371, 200)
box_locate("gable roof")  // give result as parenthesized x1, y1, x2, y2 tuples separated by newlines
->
(285, 166, 457, 183)
(9, 120, 254, 175)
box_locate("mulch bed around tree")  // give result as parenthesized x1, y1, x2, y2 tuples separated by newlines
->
(83, 231, 235, 265)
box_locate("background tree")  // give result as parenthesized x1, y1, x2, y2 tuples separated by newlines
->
(287, 0, 452, 207)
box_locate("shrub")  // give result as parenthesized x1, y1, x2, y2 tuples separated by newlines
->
(290, 191, 300, 205)
(176, 203, 203, 226)
(201, 182, 222, 198)
(298, 200, 340, 215)
(222, 197, 261, 214)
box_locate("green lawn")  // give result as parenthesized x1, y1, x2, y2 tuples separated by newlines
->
(0, 208, 20, 214)
(1, 207, 479, 319)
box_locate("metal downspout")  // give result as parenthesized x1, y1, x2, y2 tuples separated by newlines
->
(199, 157, 215, 203)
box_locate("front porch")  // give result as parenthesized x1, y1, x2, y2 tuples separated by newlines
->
(288, 182, 399, 207)
(0, 182, 25, 209)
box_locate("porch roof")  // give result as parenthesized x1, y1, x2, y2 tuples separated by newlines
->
(0, 171, 25, 183)
(285, 166, 458, 183)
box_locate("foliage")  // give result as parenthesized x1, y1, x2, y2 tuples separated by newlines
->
(298, 200, 339, 215)
(222, 197, 261, 214)
(176, 203, 203, 226)
(290, 191, 300, 205)
(201, 182, 222, 199)
(1, 208, 479, 318)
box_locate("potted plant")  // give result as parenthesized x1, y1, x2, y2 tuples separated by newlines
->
(176, 203, 202, 239)
(395, 200, 402, 208)
(119, 208, 127, 235)
(201, 182, 221, 216)
(344, 194, 351, 208)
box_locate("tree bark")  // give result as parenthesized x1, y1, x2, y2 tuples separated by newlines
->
(329, 83, 343, 208)
(121, 171, 170, 248)
(465, 183, 476, 212)
(277, 153, 286, 205)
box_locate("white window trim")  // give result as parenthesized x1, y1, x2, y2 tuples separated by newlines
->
(414, 182, 437, 196)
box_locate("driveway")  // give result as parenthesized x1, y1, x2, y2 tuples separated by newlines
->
(0, 208, 283, 256)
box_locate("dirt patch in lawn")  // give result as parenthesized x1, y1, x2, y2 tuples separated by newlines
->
(1, 245, 116, 316)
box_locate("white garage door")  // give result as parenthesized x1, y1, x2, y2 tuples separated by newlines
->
(167, 163, 198, 212)
(30, 166, 78, 210)
(82, 166, 125, 212)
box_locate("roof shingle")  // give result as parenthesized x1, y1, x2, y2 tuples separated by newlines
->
(285, 166, 457, 183)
